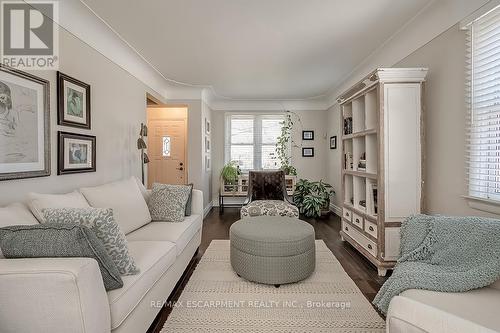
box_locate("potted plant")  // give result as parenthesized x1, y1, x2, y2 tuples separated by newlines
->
(275, 111, 299, 176)
(220, 161, 239, 192)
(293, 179, 335, 218)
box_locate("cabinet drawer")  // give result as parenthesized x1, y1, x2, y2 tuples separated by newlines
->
(342, 221, 378, 258)
(342, 208, 352, 222)
(364, 220, 378, 239)
(352, 212, 363, 229)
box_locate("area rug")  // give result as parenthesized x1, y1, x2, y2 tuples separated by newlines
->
(161, 240, 385, 332)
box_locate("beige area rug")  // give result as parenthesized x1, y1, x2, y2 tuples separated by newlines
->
(162, 240, 385, 332)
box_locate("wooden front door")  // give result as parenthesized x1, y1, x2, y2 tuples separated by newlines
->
(148, 119, 187, 187)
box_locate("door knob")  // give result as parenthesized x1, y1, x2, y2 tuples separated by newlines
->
(179, 162, 184, 166)
(177, 167, 184, 171)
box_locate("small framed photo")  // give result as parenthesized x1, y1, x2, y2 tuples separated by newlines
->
(302, 130, 314, 140)
(205, 118, 210, 134)
(58, 131, 96, 175)
(302, 147, 314, 157)
(205, 155, 211, 171)
(330, 136, 337, 149)
(205, 136, 210, 153)
(57, 72, 91, 129)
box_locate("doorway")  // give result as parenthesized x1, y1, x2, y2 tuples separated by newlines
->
(146, 106, 188, 188)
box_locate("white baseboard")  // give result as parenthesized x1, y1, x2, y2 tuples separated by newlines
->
(203, 202, 213, 218)
(330, 203, 342, 217)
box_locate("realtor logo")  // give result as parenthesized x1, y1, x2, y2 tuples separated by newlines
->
(1, 0, 59, 69)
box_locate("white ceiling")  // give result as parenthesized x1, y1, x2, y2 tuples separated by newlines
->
(81, 0, 432, 100)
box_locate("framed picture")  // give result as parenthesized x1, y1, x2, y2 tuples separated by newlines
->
(205, 155, 211, 171)
(302, 130, 314, 140)
(57, 72, 91, 129)
(302, 147, 314, 157)
(205, 136, 210, 153)
(330, 136, 337, 149)
(205, 118, 210, 134)
(0, 65, 50, 181)
(58, 131, 96, 175)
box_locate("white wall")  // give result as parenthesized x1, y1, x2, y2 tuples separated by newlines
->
(0, 29, 165, 206)
(326, 104, 342, 211)
(210, 109, 329, 205)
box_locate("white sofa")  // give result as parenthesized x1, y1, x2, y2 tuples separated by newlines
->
(0, 179, 203, 333)
(387, 279, 500, 333)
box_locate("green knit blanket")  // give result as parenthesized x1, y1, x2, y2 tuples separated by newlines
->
(373, 214, 500, 314)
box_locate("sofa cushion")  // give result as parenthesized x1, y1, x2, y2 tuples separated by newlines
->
(27, 191, 90, 222)
(0, 223, 123, 291)
(149, 183, 192, 222)
(396, 287, 500, 332)
(126, 215, 202, 256)
(107, 240, 177, 329)
(0, 203, 39, 258)
(42, 208, 140, 276)
(80, 177, 152, 234)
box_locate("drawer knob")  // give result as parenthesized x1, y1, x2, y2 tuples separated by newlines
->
(367, 244, 373, 250)
(355, 218, 360, 223)
(345, 226, 349, 231)
(346, 212, 349, 217)
(369, 226, 374, 231)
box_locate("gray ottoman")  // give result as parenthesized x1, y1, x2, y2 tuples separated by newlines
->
(229, 216, 315, 286)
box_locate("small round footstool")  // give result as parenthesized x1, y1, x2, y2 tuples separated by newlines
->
(229, 216, 315, 286)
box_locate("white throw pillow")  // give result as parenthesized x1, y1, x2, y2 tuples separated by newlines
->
(80, 177, 151, 234)
(133, 176, 151, 204)
(0, 202, 39, 258)
(27, 191, 90, 223)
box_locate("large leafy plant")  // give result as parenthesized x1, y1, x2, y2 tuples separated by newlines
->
(220, 161, 239, 185)
(293, 179, 335, 218)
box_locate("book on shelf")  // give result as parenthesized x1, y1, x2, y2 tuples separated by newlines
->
(367, 179, 378, 216)
(344, 152, 353, 170)
(343, 117, 353, 135)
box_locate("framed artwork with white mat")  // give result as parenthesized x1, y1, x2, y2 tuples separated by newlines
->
(57, 72, 91, 129)
(57, 131, 96, 175)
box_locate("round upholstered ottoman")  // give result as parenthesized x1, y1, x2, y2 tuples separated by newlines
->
(229, 216, 315, 286)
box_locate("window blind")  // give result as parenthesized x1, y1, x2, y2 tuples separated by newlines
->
(225, 114, 284, 171)
(467, 6, 500, 200)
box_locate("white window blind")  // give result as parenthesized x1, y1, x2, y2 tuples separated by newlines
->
(225, 114, 284, 171)
(467, 6, 500, 201)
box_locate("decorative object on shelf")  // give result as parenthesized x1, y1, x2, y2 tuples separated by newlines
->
(137, 123, 149, 184)
(205, 118, 210, 134)
(293, 179, 335, 218)
(58, 131, 96, 175)
(344, 152, 353, 170)
(357, 152, 366, 171)
(275, 110, 299, 176)
(205, 136, 210, 153)
(57, 72, 91, 129)
(343, 117, 353, 135)
(330, 136, 337, 149)
(302, 130, 314, 140)
(0, 65, 50, 181)
(302, 147, 314, 157)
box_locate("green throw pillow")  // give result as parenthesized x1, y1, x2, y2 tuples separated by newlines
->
(42, 207, 140, 276)
(0, 223, 123, 291)
(149, 183, 192, 222)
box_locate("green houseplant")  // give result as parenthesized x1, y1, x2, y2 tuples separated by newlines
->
(293, 179, 335, 218)
(275, 111, 299, 176)
(220, 161, 239, 191)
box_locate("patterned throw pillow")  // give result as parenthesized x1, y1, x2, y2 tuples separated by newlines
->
(42, 208, 140, 275)
(149, 183, 192, 222)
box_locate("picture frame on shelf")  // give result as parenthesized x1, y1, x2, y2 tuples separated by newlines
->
(0, 65, 50, 181)
(302, 130, 314, 140)
(302, 147, 314, 157)
(330, 136, 337, 149)
(205, 118, 210, 134)
(57, 72, 91, 129)
(58, 131, 96, 175)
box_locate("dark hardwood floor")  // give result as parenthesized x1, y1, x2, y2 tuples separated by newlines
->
(147, 208, 387, 333)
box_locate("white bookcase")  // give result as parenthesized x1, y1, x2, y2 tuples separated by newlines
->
(339, 68, 427, 276)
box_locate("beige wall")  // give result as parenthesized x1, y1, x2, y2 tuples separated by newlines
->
(0, 29, 164, 205)
(326, 24, 498, 218)
(210, 109, 329, 205)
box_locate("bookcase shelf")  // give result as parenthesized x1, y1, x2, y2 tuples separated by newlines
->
(339, 67, 427, 277)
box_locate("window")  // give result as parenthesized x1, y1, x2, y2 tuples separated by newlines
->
(225, 114, 285, 171)
(162, 136, 171, 157)
(466, 6, 500, 201)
